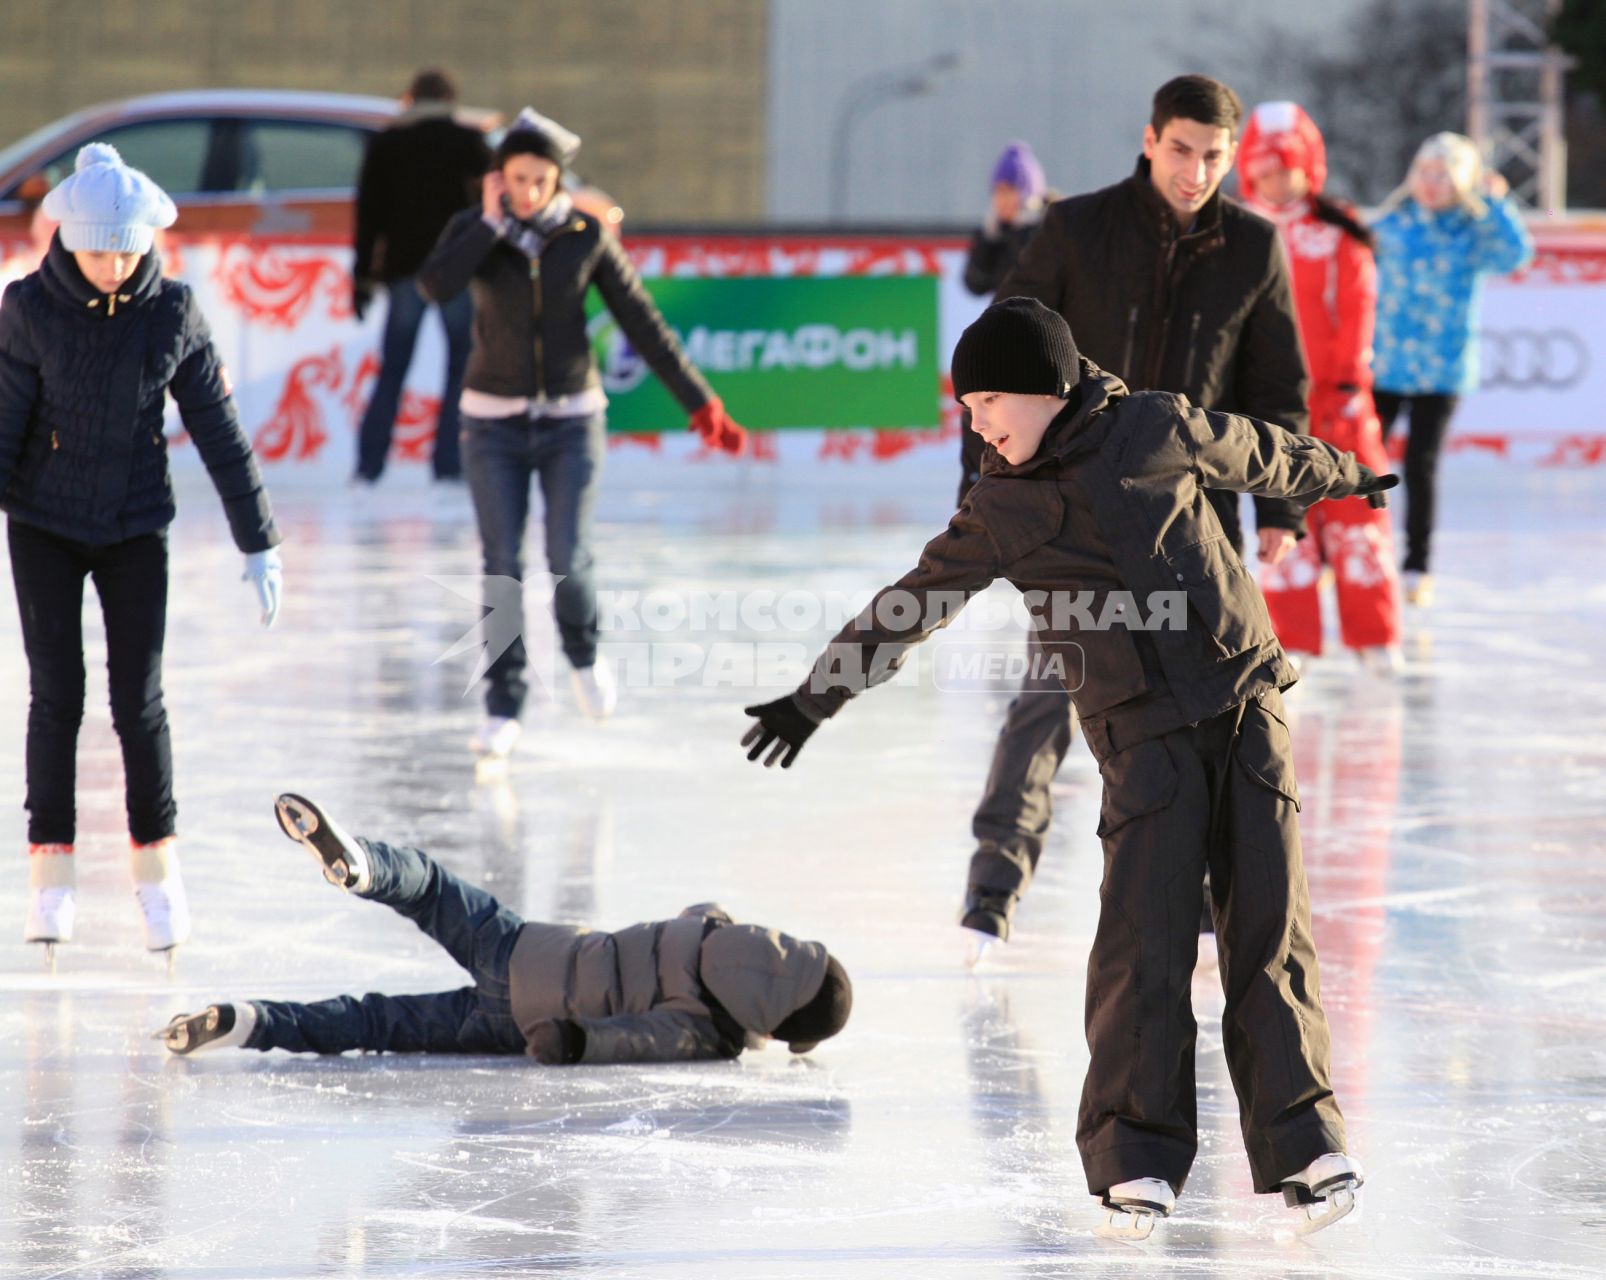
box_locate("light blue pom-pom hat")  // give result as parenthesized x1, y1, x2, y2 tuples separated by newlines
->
(41, 142, 178, 254)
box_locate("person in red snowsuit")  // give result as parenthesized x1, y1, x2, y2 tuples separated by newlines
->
(1238, 102, 1401, 670)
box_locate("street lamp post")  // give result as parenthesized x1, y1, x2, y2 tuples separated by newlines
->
(829, 51, 961, 222)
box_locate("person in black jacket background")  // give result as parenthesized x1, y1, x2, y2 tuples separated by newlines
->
(351, 68, 490, 484)
(962, 75, 1313, 958)
(0, 144, 281, 962)
(418, 109, 747, 758)
(958, 140, 1052, 503)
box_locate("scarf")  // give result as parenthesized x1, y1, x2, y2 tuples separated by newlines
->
(500, 192, 575, 261)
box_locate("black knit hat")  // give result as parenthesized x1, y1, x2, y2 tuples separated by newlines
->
(772, 955, 852, 1054)
(950, 296, 1080, 403)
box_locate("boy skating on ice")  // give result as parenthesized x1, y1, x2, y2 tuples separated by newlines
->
(156, 795, 851, 1064)
(740, 298, 1388, 1237)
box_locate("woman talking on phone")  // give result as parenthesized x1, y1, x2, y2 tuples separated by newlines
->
(419, 109, 746, 758)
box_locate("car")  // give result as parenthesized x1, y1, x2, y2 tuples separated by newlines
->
(0, 89, 621, 247)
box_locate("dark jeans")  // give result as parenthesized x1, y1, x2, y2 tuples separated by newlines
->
(1374, 391, 1458, 573)
(7, 520, 174, 846)
(461, 411, 606, 717)
(247, 839, 528, 1054)
(968, 629, 1078, 914)
(1076, 691, 1345, 1197)
(355, 278, 472, 481)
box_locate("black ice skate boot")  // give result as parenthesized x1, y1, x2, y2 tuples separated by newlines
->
(153, 1002, 259, 1055)
(960, 887, 1016, 969)
(274, 793, 372, 893)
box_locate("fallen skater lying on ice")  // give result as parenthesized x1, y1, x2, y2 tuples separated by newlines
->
(156, 794, 850, 1064)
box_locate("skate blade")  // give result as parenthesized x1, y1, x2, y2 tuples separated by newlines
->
(473, 753, 510, 784)
(1094, 1208, 1159, 1243)
(275, 794, 318, 844)
(39, 940, 59, 973)
(1291, 1185, 1357, 1238)
(963, 929, 995, 970)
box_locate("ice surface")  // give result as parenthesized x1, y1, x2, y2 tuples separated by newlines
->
(1, 453, 1604, 1277)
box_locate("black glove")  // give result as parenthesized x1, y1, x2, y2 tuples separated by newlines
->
(1352, 465, 1400, 509)
(741, 695, 819, 769)
(352, 277, 377, 322)
(528, 1018, 586, 1065)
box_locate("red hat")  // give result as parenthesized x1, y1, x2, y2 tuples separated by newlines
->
(1238, 101, 1327, 201)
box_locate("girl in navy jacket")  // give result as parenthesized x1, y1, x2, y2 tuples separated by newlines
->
(0, 144, 282, 963)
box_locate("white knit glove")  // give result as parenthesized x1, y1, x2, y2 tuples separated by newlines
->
(243, 548, 283, 628)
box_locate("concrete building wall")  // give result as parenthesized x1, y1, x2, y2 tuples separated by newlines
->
(0, 0, 767, 223)
(766, 0, 1375, 223)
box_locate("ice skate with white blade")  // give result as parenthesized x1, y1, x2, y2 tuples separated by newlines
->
(469, 714, 522, 760)
(131, 838, 191, 972)
(1278, 1151, 1364, 1238)
(1357, 645, 1402, 675)
(1403, 571, 1433, 607)
(24, 843, 76, 971)
(960, 887, 1014, 970)
(274, 793, 371, 893)
(154, 1002, 258, 1055)
(571, 655, 617, 721)
(1094, 1177, 1175, 1242)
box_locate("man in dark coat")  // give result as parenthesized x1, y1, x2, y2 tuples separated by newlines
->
(740, 298, 1378, 1232)
(962, 74, 1314, 950)
(351, 68, 490, 484)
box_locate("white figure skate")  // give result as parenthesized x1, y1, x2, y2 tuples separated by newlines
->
(132, 838, 191, 973)
(1278, 1152, 1364, 1238)
(571, 656, 617, 721)
(1094, 1177, 1175, 1242)
(25, 886, 75, 972)
(469, 714, 522, 759)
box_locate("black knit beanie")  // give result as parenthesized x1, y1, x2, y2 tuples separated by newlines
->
(950, 296, 1080, 403)
(772, 955, 852, 1053)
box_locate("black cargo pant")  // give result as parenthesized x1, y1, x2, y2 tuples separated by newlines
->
(967, 492, 1247, 915)
(1076, 689, 1345, 1197)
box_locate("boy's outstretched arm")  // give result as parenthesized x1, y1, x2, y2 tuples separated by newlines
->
(1184, 406, 1398, 509)
(742, 504, 1000, 768)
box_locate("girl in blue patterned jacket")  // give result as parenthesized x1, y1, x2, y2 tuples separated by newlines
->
(0, 144, 283, 964)
(1371, 132, 1533, 604)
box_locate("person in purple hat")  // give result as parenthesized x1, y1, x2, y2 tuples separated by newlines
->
(959, 142, 1055, 503)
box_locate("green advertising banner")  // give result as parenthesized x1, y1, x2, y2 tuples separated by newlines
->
(586, 275, 940, 431)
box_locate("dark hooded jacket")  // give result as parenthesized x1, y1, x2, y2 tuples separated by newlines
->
(0, 236, 278, 552)
(794, 362, 1368, 765)
(509, 903, 830, 1064)
(995, 158, 1312, 547)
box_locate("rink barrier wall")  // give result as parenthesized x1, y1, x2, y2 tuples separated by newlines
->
(1, 225, 1602, 484)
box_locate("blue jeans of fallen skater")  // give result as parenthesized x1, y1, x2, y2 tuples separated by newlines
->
(354, 278, 472, 480)
(460, 410, 606, 718)
(245, 839, 527, 1054)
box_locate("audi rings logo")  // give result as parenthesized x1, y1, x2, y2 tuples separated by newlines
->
(1478, 329, 1590, 391)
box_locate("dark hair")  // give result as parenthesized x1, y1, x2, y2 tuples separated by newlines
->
(494, 130, 565, 170)
(1151, 75, 1244, 137)
(1312, 193, 1375, 250)
(408, 68, 457, 103)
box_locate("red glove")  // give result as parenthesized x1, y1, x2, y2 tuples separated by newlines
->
(689, 398, 747, 456)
